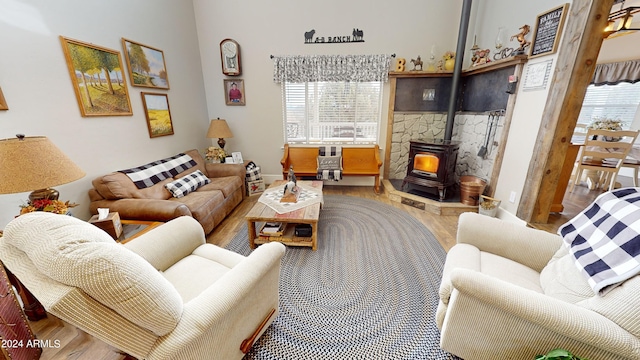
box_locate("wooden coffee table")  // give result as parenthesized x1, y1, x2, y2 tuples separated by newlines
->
(245, 180, 323, 250)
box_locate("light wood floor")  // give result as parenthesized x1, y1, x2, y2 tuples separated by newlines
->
(27, 180, 617, 359)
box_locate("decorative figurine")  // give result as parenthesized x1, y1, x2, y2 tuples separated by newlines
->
(471, 48, 491, 67)
(283, 180, 298, 196)
(287, 165, 297, 184)
(410, 56, 423, 71)
(281, 165, 299, 202)
(510, 24, 531, 55)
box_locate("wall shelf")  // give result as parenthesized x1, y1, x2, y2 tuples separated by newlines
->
(389, 54, 528, 79)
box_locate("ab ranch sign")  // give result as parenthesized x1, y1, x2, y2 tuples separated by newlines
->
(304, 28, 365, 44)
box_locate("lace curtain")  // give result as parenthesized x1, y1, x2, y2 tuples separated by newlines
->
(273, 54, 392, 83)
(592, 59, 640, 86)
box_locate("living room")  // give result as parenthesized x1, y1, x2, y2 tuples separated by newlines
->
(3, 0, 632, 226)
(2, 0, 640, 359)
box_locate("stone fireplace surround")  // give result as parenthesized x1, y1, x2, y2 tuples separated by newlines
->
(389, 111, 504, 185)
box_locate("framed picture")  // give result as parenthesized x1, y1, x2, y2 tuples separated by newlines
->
(59, 36, 132, 117)
(224, 79, 245, 106)
(0, 87, 8, 110)
(141, 92, 174, 138)
(232, 152, 244, 164)
(529, 3, 569, 59)
(122, 38, 170, 89)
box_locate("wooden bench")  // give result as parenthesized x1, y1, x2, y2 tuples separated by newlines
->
(280, 144, 383, 193)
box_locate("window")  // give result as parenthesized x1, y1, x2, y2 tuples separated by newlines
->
(282, 81, 383, 145)
(577, 82, 640, 127)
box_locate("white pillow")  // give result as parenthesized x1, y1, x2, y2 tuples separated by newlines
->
(164, 170, 210, 198)
(317, 155, 343, 171)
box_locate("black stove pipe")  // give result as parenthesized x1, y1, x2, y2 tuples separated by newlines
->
(444, 0, 473, 141)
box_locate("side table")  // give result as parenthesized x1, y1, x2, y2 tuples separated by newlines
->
(0, 262, 43, 359)
(117, 220, 163, 244)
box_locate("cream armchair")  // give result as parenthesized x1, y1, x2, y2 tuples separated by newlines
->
(436, 212, 640, 360)
(0, 212, 285, 360)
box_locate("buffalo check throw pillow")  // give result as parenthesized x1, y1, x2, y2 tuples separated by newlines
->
(558, 187, 640, 295)
(164, 170, 210, 198)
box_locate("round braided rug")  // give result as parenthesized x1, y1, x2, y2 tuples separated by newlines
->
(226, 195, 460, 359)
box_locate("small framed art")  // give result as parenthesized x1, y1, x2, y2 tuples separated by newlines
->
(232, 152, 244, 164)
(141, 92, 174, 138)
(224, 79, 245, 106)
(0, 87, 8, 110)
(122, 38, 170, 89)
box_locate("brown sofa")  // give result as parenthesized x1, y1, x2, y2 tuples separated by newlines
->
(88, 149, 245, 234)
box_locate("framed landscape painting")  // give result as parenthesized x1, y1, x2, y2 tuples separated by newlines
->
(122, 38, 170, 89)
(141, 92, 174, 138)
(60, 36, 132, 117)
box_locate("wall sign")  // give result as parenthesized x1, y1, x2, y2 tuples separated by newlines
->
(304, 28, 365, 44)
(529, 3, 569, 59)
(523, 60, 554, 91)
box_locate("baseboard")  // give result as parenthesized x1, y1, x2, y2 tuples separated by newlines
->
(262, 174, 375, 187)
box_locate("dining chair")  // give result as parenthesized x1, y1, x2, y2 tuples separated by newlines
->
(569, 129, 639, 192)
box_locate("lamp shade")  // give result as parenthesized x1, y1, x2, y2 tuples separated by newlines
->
(0, 135, 85, 194)
(207, 118, 234, 139)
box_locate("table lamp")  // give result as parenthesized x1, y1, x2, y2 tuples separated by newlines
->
(207, 118, 233, 149)
(0, 134, 85, 201)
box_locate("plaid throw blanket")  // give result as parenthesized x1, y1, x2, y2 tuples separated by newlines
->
(119, 153, 197, 189)
(558, 187, 640, 296)
(317, 146, 342, 181)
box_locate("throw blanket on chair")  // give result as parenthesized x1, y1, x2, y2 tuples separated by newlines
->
(119, 153, 197, 189)
(317, 146, 342, 181)
(558, 187, 640, 295)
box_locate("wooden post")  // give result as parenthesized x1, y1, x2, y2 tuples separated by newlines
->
(517, 0, 614, 223)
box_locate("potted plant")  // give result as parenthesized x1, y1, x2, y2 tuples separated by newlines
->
(535, 348, 587, 360)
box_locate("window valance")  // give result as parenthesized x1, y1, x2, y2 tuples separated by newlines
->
(592, 59, 640, 86)
(273, 54, 392, 83)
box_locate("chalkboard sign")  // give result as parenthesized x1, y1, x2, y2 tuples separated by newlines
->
(529, 3, 569, 58)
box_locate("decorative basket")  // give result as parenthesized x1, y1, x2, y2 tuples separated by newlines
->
(479, 195, 501, 217)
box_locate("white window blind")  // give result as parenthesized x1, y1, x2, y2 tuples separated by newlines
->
(577, 82, 640, 127)
(282, 81, 382, 145)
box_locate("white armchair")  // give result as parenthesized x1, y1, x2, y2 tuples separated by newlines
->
(0, 212, 285, 360)
(436, 212, 640, 360)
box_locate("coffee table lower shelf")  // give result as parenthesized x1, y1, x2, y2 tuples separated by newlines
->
(249, 221, 317, 250)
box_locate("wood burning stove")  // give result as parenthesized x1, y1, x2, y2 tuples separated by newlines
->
(402, 139, 460, 201)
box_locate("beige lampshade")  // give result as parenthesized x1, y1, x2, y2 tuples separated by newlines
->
(207, 118, 234, 139)
(0, 135, 85, 195)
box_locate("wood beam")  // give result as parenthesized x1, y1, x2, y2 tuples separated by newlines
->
(517, 0, 614, 223)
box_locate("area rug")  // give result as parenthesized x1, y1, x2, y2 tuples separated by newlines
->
(226, 195, 461, 360)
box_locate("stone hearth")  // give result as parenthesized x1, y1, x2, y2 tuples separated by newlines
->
(383, 179, 476, 216)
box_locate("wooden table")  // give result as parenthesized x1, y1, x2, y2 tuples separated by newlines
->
(245, 180, 323, 251)
(118, 220, 163, 244)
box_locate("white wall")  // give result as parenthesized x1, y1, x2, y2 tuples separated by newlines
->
(468, 0, 572, 215)
(0, 0, 209, 228)
(192, 0, 464, 182)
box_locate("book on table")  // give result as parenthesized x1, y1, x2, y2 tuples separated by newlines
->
(260, 222, 285, 236)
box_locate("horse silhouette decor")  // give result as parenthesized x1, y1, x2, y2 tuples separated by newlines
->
(304, 28, 365, 44)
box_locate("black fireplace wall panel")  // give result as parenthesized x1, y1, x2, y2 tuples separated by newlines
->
(393, 65, 515, 113)
(395, 77, 453, 112)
